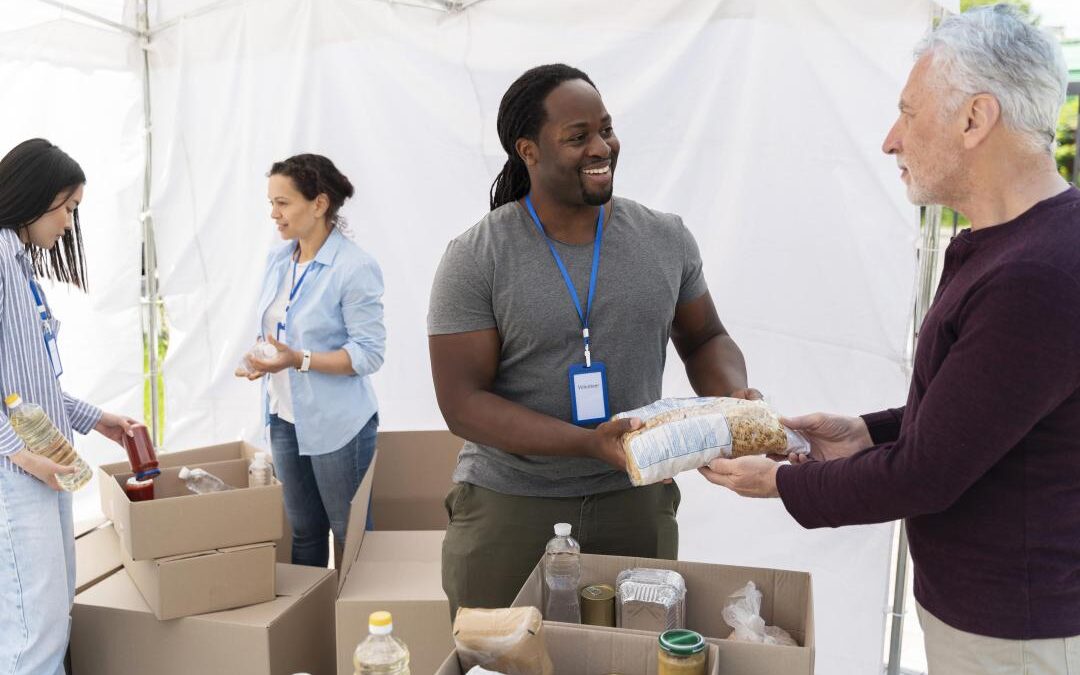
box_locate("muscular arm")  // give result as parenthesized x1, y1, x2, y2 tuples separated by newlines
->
(671, 291, 749, 396)
(429, 329, 630, 467)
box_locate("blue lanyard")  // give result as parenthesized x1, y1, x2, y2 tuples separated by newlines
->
(28, 279, 50, 323)
(288, 250, 315, 307)
(524, 194, 604, 367)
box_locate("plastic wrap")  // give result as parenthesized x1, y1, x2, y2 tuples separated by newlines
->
(722, 581, 798, 646)
(615, 397, 811, 486)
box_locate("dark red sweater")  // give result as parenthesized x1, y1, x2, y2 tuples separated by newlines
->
(777, 187, 1080, 639)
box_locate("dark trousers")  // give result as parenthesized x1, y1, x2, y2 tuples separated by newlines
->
(441, 481, 680, 617)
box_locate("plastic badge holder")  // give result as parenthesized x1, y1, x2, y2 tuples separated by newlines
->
(615, 568, 687, 632)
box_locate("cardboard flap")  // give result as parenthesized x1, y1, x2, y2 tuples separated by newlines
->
(277, 562, 336, 598)
(371, 430, 461, 530)
(74, 524, 123, 594)
(338, 531, 445, 602)
(337, 449, 377, 594)
(74, 515, 108, 538)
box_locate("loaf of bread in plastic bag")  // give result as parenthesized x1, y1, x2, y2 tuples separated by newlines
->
(615, 397, 809, 486)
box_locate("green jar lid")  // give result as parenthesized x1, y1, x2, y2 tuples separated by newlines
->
(658, 629, 706, 656)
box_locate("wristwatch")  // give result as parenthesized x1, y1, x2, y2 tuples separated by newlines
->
(298, 349, 312, 373)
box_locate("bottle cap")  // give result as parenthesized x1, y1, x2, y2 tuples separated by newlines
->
(554, 523, 572, 537)
(4, 393, 21, 408)
(368, 610, 393, 634)
(658, 629, 706, 656)
(251, 453, 268, 467)
(178, 466, 191, 480)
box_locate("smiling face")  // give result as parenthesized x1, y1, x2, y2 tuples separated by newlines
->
(524, 79, 619, 207)
(267, 173, 327, 241)
(882, 53, 969, 206)
(23, 184, 83, 250)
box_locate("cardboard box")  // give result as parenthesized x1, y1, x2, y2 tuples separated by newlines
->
(434, 622, 721, 675)
(71, 563, 336, 675)
(75, 522, 123, 595)
(511, 553, 815, 675)
(98, 440, 283, 560)
(335, 431, 463, 675)
(121, 541, 276, 620)
(369, 429, 461, 529)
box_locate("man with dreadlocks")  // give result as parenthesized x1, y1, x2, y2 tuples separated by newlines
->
(428, 64, 757, 613)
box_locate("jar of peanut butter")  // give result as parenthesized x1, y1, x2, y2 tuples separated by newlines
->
(657, 629, 707, 675)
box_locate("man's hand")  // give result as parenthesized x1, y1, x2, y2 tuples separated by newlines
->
(781, 412, 872, 464)
(698, 455, 780, 498)
(728, 388, 764, 401)
(94, 412, 140, 446)
(9, 448, 75, 490)
(249, 335, 301, 375)
(587, 417, 642, 470)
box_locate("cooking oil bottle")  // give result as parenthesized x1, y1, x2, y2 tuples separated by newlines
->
(353, 611, 410, 674)
(5, 393, 91, 491)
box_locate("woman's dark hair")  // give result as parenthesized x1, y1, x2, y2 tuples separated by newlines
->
(268, 154, 355, 228)
(0, 139, 88, 289)
(490, 64, 597, 211)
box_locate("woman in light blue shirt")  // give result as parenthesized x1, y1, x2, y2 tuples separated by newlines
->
(242, 153, 385, 568)
(0, 139, 140, 674)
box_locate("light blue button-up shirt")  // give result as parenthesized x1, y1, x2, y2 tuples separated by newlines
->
(256, 228, 385, 456)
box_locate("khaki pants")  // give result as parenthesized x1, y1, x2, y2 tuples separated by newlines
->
(919, 603, 1080, 674)
(441, 481, 680, 617)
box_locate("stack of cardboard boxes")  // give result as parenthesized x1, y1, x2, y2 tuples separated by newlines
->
(71, 441, 336, 675)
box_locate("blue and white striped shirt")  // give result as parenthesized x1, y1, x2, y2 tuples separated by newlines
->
(0, 228, 101, 473)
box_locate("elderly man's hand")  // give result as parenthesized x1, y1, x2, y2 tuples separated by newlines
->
(698, 455, 780, 498)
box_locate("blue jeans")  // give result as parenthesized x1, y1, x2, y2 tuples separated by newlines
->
(0, 466, 74, 675)
(269, 413, 376, 568)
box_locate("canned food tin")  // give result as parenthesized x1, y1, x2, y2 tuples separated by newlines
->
(581, 583, 616, 627)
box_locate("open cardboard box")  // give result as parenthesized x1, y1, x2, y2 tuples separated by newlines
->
(434, 622, 721, 675)
(121, 541, 276, 620)
(98, 441, 283, 560)
(512, 553, 815, 675)
(71, 563, 336, 675)
(335, 430, 463, 675)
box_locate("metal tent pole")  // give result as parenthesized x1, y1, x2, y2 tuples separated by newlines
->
(136, 0, 163, 447)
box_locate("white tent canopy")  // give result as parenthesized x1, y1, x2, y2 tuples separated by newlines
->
(1, 1, 957, 673)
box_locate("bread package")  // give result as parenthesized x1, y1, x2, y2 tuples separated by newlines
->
(453, 607, 553, 675)
(615, 397, 809, 486)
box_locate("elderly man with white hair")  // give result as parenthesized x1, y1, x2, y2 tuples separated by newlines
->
(701, 5, 1080, 673)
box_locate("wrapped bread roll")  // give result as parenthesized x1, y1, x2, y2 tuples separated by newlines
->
(615, 397, 809, 486)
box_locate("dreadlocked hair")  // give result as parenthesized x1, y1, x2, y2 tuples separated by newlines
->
(489, 64, 597, 211)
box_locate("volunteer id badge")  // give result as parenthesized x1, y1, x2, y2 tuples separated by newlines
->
(569, 361, 609, 425)
(43, 322, 63, 377)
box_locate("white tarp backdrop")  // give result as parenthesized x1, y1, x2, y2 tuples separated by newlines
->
(0, 1, 942, 673)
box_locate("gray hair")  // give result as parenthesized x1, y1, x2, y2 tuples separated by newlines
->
(916, 4, 1067, 154)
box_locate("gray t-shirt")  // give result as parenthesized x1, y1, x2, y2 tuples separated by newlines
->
(428, 196, 709, 497)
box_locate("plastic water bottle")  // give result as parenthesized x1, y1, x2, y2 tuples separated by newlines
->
(248, 452, 275, 487)
(235, 340, 277, 376)
(178, 466, 233, 494)
(4, 393, 91, 491)
(353, 611, 410, 674)
(543, 522, 581, 623)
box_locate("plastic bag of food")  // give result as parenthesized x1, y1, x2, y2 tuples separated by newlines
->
(615, 397, 810, 486)
(453, 607, 553, 675)
(722, 581, 798, 646)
